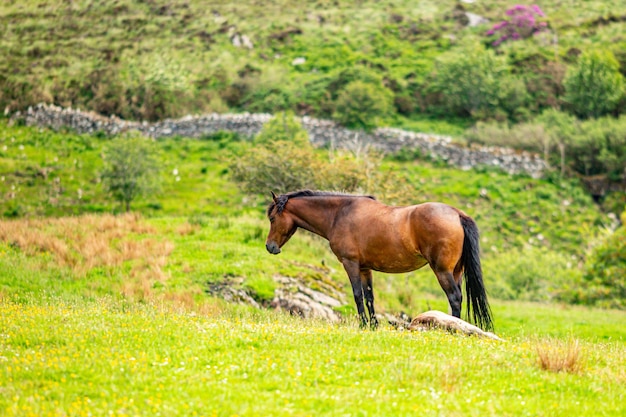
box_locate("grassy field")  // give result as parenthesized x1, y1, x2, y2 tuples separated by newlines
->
(0, 208, 624, 416)
(1, 296, 624, 417)
(1, 119, 624, 415)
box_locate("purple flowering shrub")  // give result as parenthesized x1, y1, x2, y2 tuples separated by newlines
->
(486, 4, 548, 46)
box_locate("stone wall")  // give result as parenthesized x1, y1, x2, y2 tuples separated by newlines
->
(16, 103, 547, 178)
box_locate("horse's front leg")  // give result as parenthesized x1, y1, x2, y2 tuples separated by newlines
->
(341, 260, 368, 329)
(360, 269, 378, 330)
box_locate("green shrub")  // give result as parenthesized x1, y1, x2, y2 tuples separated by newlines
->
(230, 113, 407, 196)
(579, 210, 626, 309)
(101, 133, 162, 212)
(332, 81, 393, 131)
(568, 116, 626, 179)
(563, 50, 625, 119)
(465, 121, 549, 153)
(536, 109, 578, 174)
(254, 112, 309, 147)
(483, 247, 582, 302)
(432, 45, 527, 120)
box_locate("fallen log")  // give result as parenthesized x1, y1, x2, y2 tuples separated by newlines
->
(408, 310, 504, 341)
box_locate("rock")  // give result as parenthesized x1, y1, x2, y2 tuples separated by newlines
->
(465, 12, 489, 27)
(408, 310, 503, 340)
(270, 275, 345, 322)
(13, 104, 548, 178)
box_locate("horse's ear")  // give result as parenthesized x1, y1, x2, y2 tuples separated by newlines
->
(271, 191, 278, 202)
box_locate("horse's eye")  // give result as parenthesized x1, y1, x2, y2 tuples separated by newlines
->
(269, 217, 275, 223)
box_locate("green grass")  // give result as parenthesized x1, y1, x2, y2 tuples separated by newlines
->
(1, 296, 624, 417)
(0, 122, 624, 416)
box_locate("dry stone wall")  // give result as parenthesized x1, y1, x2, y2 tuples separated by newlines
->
(16, 104, 547, 178)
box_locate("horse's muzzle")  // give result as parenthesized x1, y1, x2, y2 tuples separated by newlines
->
(266, 242, 281, 255)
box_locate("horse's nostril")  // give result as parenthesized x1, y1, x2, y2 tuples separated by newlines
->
(266, 242, 280, 254)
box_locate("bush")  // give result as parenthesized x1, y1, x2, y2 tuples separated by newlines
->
(579, 210, 626, 309)
(230, 113, 408, 197)
(485, 4, 548, 46)
(568, 116, 626, 179)
(563, 50, 625, 119)
(536, 109, 578, 174)
(101, 133, 162, 212)
(464, 121, 550, 154)
(432, 45, 528, 120)
(254, 112, 309, 147)
(332, 81, 394, 131)
(483, 247, 582, 302)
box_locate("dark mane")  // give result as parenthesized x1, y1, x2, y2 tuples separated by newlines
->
(267, 190, 376, 215)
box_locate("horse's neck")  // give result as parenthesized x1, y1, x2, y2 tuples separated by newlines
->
(288, 197, 345, 239)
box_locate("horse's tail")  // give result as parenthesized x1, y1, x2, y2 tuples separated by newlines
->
(459, 214, 493, 331)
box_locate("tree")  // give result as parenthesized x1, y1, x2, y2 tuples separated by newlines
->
(229, 112, 409, 199)
(101, 134, 161, 212)
(563, 50, 625, 119)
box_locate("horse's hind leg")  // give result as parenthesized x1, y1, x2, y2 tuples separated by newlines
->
(433, 269, 462, 318)
(360, 269, 378, 330)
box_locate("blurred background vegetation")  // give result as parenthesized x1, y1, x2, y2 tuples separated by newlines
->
(1, 0, 625, 312)
(1, 0, 625, 196)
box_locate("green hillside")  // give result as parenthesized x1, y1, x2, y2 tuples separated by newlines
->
(0, 120, 617, 308)
(2, 0, 625, 126)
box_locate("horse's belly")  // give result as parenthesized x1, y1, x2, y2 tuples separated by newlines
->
(367, 253, 429, 274)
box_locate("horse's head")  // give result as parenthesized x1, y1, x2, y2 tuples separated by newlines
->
(265, 191, 297, 255)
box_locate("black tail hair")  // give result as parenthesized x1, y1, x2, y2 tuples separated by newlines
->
(459, 215, 493, 331)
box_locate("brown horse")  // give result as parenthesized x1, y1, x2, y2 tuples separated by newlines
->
(265, 190, 493, 331)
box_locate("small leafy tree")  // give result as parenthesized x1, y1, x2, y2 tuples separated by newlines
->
(332, 81, 393, 131)
(230, 113, 317, 194)
(101, 134, 161, 212)
(537, 109, 578, 175)
(563, 50, 625, 119)
(433, 45, 527, 119)
(486, 4, 548, 46)
(230, 112, 409, 198)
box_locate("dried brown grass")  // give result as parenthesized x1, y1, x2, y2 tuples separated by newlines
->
(0, 213, 173, 301)
(536, 338, 584, 374)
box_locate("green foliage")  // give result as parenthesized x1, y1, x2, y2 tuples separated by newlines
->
(536, 109, 578, 173)
(563, 50, 625, 119)
(2, 0, 626, 127)
(230, 112, 404, 195)
(432, 45, 527, 120)
(254, 112, 309, 147)
(483, 247, 582, 302)
(230, 140, 319, 195)
(101, 134, 161, 212)
(332, 81, 394, 131)
(581, 210, 626, 309)
(563, 115, 626, 179)
(466, 113, 626, 185)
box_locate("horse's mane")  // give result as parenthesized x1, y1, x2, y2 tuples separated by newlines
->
(267, 190, 376, 215)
